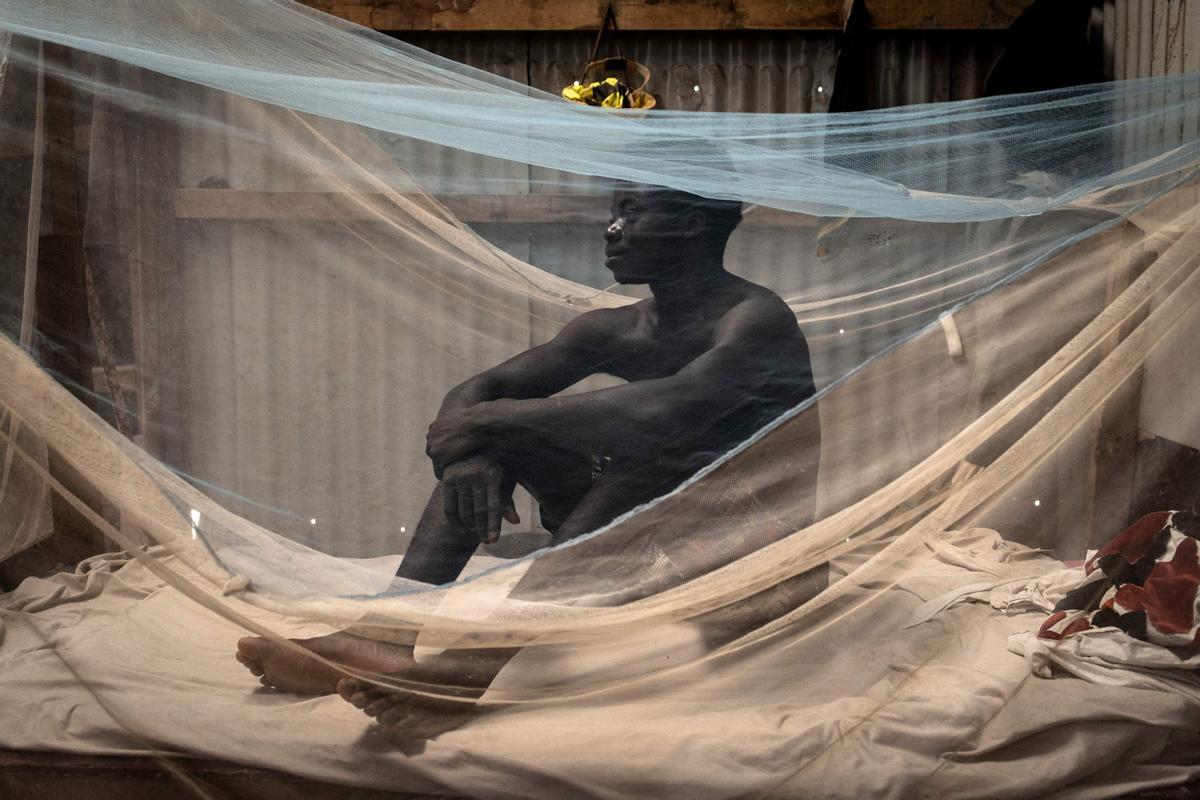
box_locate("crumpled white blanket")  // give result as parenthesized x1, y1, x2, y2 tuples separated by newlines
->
(911, 553, 1200, 705)
(1009, 628, 1200, 702)
(2, 532, 1200, 800)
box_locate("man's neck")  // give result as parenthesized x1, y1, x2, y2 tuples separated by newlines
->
(647, 260, 734, 324)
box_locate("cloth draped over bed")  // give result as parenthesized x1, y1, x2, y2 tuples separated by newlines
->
(0, 1, 1199, 797)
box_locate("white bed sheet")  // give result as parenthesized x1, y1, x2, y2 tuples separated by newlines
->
(1, 535, 1199, 800)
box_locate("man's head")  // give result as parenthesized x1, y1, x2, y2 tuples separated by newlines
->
(603, 141, 743, 285)
(604, 185, 743, 284)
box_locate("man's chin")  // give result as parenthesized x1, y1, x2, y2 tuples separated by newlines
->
(606, 268, 648, 285)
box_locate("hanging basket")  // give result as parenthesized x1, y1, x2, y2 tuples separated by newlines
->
(560, 6, 654, 110)
(562, 57, 656, 110)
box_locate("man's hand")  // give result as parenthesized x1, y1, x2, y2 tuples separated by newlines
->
(441, 454, 519, 544)
(426, 405, 496, 478)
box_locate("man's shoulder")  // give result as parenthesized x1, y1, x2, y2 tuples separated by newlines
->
(572, 302, 643, 330)
(560, 303, 642, 348)
(717, 290, 798, 341)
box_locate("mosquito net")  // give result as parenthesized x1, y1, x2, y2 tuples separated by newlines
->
(1, 2, 1199, 797)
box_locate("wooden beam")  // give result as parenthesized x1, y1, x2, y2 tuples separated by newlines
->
(0, 124, 89, 160)
(300, 0, 1033, 31)
(1078, 224, 1157, 553)
(174, 189, 603, 224)
(173, 189, 818, 227)
(0, 749, 447, 800)
(839, 0, 858, 32)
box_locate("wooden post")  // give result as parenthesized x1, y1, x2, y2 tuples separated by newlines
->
(1078, 223, 1157, 554)
(26, 43, 118, 561)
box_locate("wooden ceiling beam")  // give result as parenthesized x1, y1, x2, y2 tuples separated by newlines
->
(173, 189, 818, 227)
(300, 0, 1034, 32)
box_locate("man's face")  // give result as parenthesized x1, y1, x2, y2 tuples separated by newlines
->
(604, 185, 697, 284)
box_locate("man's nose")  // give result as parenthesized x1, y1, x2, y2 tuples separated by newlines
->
(605, 219, 624, 240)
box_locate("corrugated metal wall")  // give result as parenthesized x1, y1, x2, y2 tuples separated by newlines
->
(172, 98, 551, 557)
(1112, 0, 1199, 81)
(166, 17, 1198, 559)
(398, 31, 1008, 537)
(404, 31, 1006, 113)
(1109, 0, 1199, 154)
(1113, 0, 1200, 457)
(169, 30, 1012, 558)
(399, 30, 1005, 296)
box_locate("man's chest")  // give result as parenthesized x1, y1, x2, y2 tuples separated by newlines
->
(604, 328, 715, 381)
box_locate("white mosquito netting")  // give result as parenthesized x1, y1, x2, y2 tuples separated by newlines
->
(1, 2, 1199, 798)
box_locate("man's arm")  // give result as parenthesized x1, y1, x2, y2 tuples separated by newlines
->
(407, 306, 627, 564)
(429, 297, 807, 470)
(435, 306, 628, 419)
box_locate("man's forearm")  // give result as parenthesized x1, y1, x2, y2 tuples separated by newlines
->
(477, 377, 705, 460)
(438, 376, 500, 417)
(396, 476, 493, 585)
(396, 522, 476, 585)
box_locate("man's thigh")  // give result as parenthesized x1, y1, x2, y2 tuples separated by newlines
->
(548, 452, 704, 542)
(498, 442, 712, 537)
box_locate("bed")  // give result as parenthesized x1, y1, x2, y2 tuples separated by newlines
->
(3, 528, 1199, 800)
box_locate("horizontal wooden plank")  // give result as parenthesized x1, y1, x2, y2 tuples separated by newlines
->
(89, 363, 138, 397)
(300, 0, 1034, 31)
(174, 189, 606, 224)
(0, 123, 90, 159)
(0, 750, 446, 800)
(173, 189, 817, 226)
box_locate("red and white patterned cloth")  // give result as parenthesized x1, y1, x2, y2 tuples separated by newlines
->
(1039, 510, 1200, 649)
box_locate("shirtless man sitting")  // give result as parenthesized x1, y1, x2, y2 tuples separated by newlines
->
(236, 176, 817, 734)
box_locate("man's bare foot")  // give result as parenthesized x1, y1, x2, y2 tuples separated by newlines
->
(235, 632, 417, 695)
(337, 676, 487, 741)
(335, 646, 515, 740)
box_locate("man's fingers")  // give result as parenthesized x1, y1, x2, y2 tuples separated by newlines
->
(432, 452, 449, 480)
(442, 481, 460, 530)
(486, 477, 503, 545)
(457, 482, 473, 536)
(471, 481, 488, 543)
(503, 499, 520, 525)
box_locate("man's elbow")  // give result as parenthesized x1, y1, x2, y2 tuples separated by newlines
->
(443, 374, 499, 409)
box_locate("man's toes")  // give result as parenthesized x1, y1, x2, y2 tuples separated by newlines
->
(237, 637, 273, 660)
(349, 687, 389, 709)
(235, 652, 265, 676)
(379, 702, 414, 726)
(336, 678, 360, 702)
(364, 696, 400, 718)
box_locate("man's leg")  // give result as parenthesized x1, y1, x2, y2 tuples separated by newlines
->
(336, 455, 700, 731)
(397, 443, 595, 584)
(235, 482, 462, 693)
(394, 482, 480, 585)
(237, 444, 595, 693)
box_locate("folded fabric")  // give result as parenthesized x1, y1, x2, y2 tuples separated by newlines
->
(1039, 511, 1200, 650)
